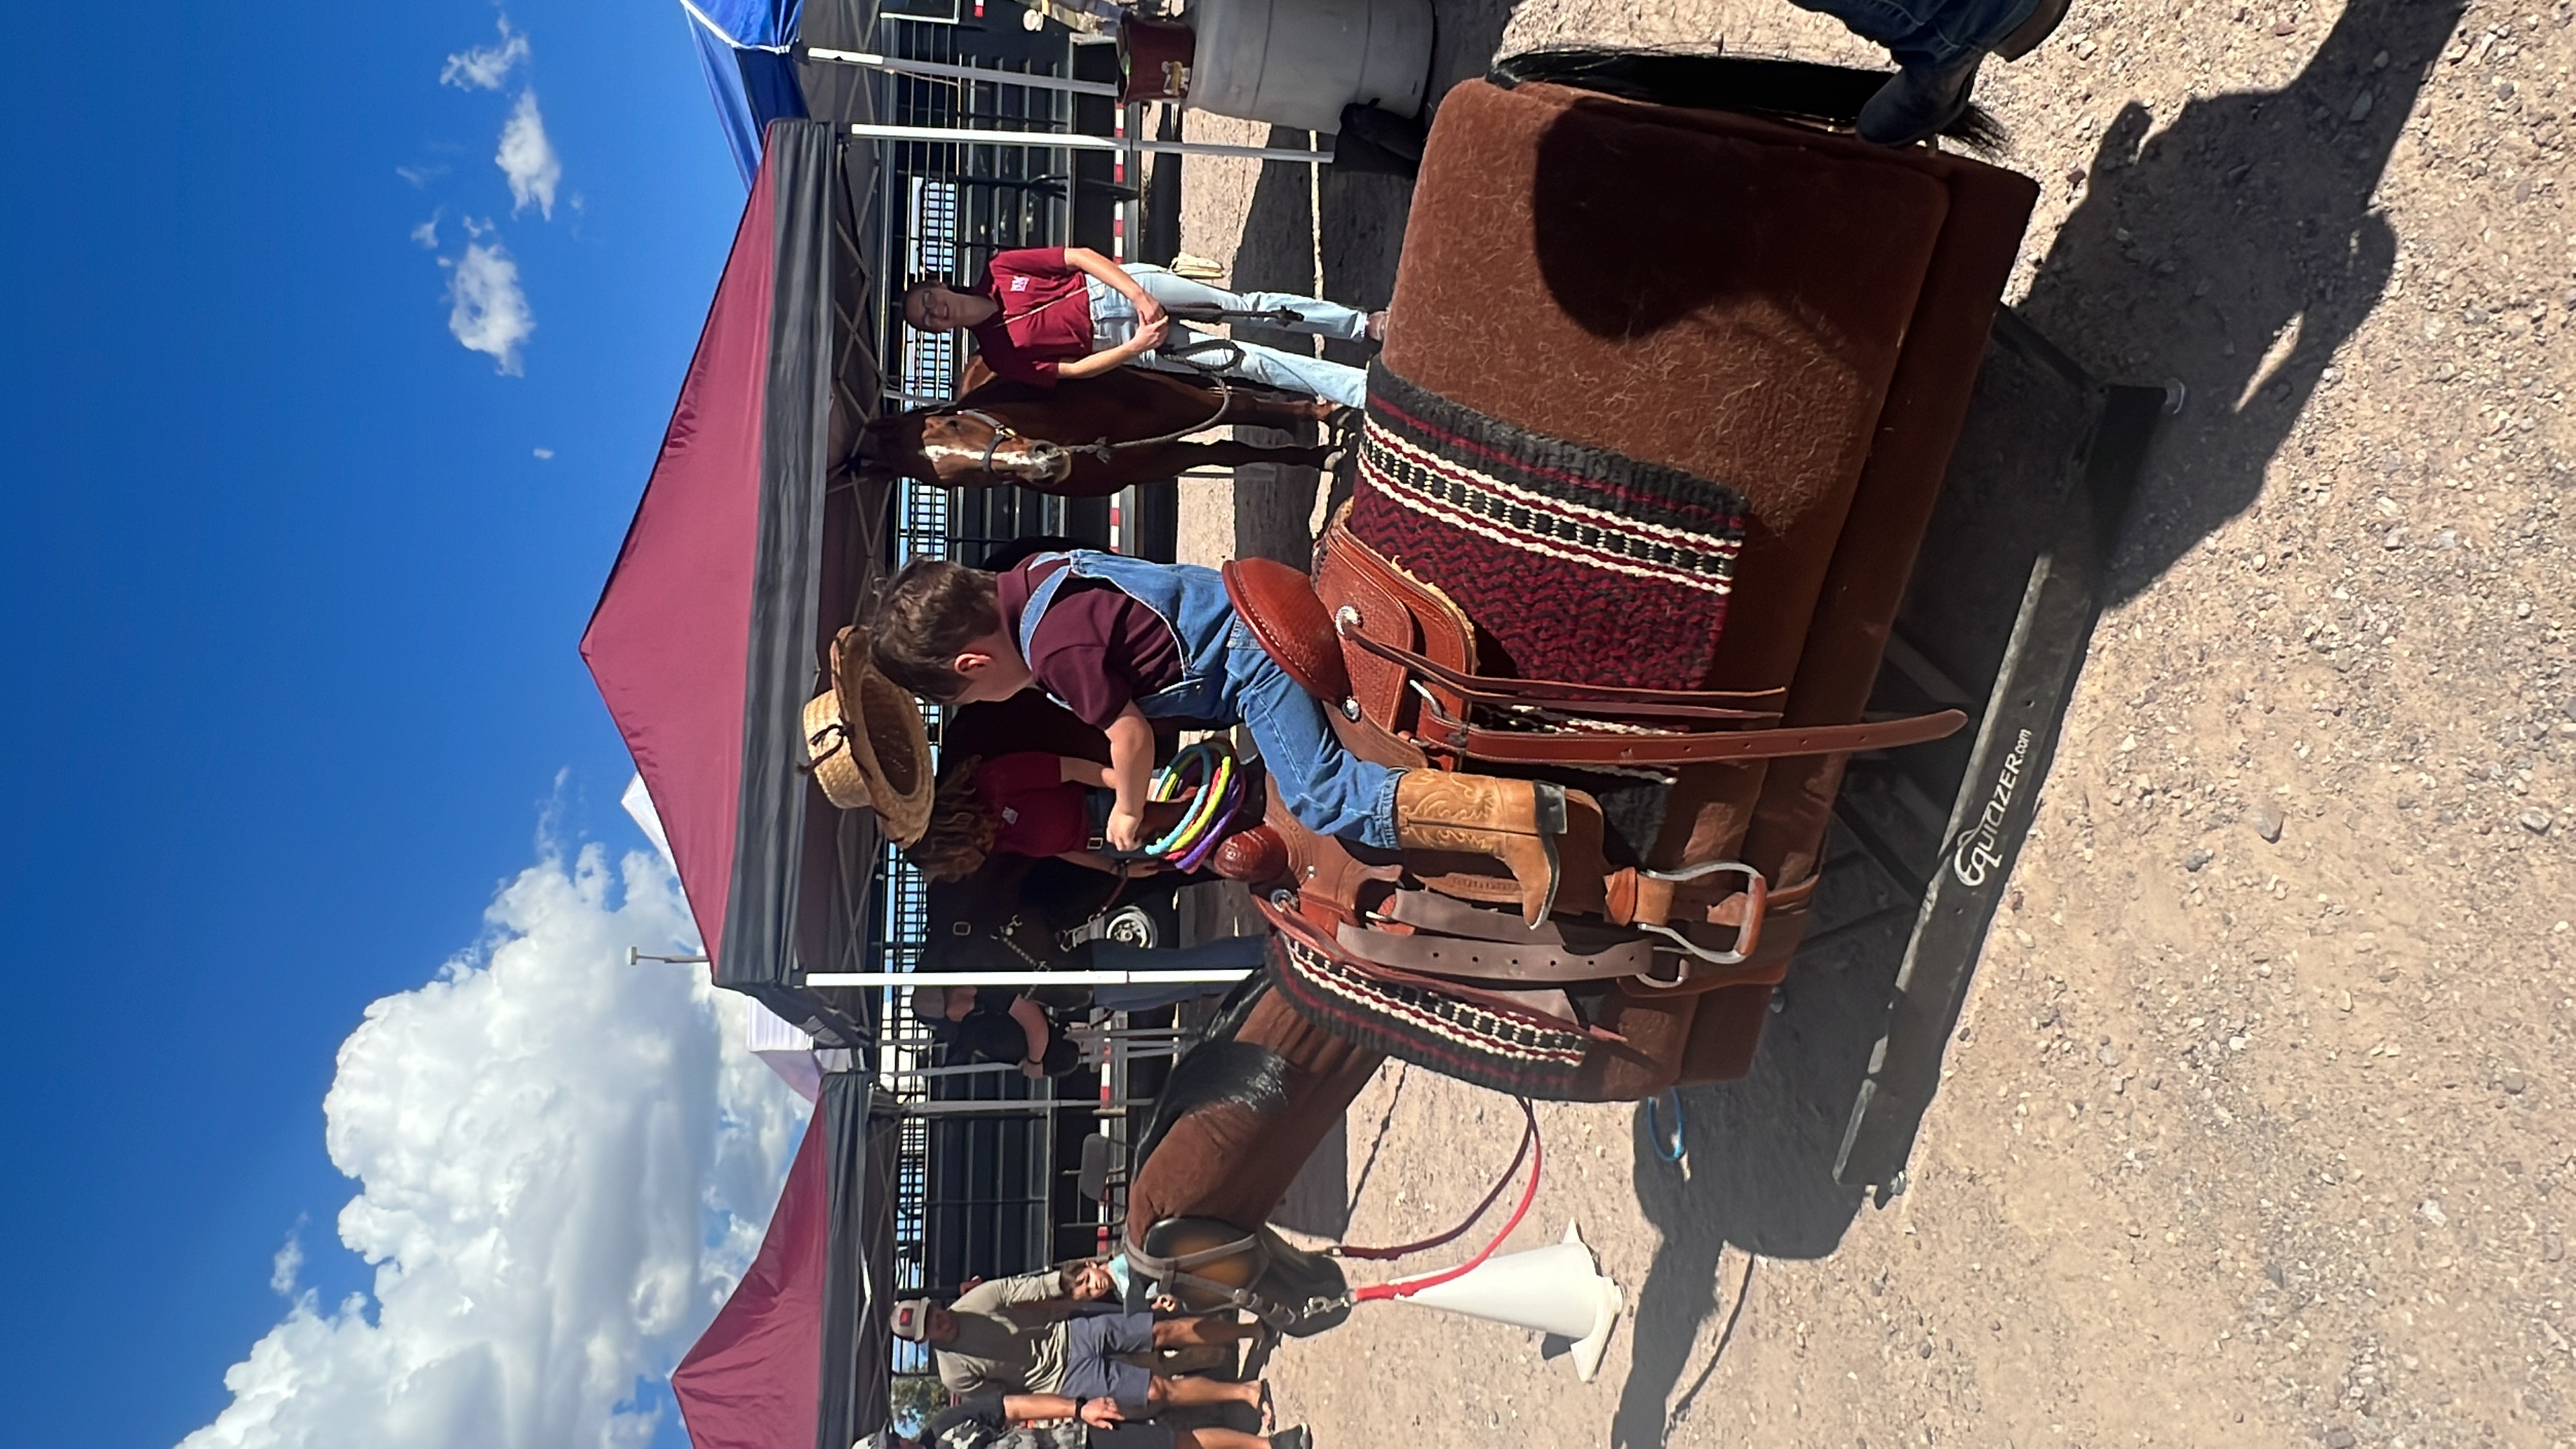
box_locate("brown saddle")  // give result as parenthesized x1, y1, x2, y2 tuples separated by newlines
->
(1209, 76, 2035, 1100)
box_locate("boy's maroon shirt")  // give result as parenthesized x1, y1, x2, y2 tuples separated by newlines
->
(997, 555, 1181, 729)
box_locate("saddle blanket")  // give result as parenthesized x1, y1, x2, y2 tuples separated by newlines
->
(1350, 362, 1750, 691)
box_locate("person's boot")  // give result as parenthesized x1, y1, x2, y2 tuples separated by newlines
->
(1856, 54, 1984, 147)
(1393, 770, 1569, 928)
(1857, 0, 2069, 147)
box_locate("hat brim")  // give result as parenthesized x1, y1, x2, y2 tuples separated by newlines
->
(810, 626, 934, 844)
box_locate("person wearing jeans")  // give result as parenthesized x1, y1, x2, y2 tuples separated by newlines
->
(1793, 0, 2071, 145)
(1085, 269, 1369, 410)
(899, 247, 1377, 408)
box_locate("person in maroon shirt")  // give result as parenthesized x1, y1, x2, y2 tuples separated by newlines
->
(900, 246, 1380, 407)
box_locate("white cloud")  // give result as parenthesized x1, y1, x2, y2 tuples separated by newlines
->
(409, 211, 441, 250)
(497, 90, 563, 220)
(441, 17, 529, 91)
(179, 843, 808, 1449)
(269, 1223, 306, 1298)
(445, 242, 534, 375)
(532, 447, 556, 460)
(394, 163, 449, 189)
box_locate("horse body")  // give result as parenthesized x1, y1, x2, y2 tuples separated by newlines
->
(1120, 60, 2041, 1309)
(861, 362, 1339, 495)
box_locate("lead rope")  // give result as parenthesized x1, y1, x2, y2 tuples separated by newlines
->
(1345, 1098, 1544, 1303)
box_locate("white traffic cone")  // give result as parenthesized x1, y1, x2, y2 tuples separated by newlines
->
(1381, 1221, 1624, 1381)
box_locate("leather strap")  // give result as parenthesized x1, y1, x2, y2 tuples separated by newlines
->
(1415, 702, 1971, 767)
(1256, 890, 1599, 1032)
(1337, 919, 1656, 986)
(1317, 506, 1477, 732)
(1337, 624, 1784, 723)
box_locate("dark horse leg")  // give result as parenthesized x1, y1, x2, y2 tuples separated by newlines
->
(1214, 389, 1337, 432)
(1125, 991, 1383, 1245)
(1066, 440, 1337, 494)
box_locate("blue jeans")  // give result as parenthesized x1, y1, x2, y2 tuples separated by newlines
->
(1021, 553, 1402, 849)
(1089, 273, 1369, 409)
(1792, 0, 2039, 66)
(1089, 934, 1266, 1013)
(1226, 626, 1400, 848)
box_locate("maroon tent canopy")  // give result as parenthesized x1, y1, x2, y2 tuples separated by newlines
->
(582, 118, 894, 1448)
(582, 118, 885, 1044)
(675, 1115, 829, 1449)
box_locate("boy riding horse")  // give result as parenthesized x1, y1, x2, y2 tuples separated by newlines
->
(871, 551, 1571, 927)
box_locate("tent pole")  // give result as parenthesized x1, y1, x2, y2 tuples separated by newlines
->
(804, 46, 1123, 97)
(847, 122, 1328, 164)
(803, 968, 1252, 988)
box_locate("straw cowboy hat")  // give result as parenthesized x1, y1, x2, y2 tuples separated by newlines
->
(803, 625, 933, 844)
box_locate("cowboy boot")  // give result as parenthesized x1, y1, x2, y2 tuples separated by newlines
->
(1393, 770, 1569, 929)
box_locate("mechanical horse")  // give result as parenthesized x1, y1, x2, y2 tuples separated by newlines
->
(1107, 52, 2044, 1326)
(859, 357, 1347, 495)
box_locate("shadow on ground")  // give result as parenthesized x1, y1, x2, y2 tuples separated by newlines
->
(2018, 0, 2467, 602)
(1228, 0, 2462, 1441)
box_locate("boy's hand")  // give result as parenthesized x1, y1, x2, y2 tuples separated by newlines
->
(1106, 804, 1146, 851)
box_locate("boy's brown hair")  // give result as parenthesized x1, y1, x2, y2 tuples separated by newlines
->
(872, 558, 1002, 701)
(903, 757, 998, 883)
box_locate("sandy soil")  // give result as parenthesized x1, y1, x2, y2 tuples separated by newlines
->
(1163, 1, 2576, 1443)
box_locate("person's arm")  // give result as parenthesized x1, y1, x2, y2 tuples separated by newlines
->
(1050, 342, 1155, 379)
(993, 1267, 1068, 1307)
(1007, 996, 1052, 1079)
(1061, 247, 1162, 323)
(1057, 755, 1115, 790)
(1103, 703, 1154, 851)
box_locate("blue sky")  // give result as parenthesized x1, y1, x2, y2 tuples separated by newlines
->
(0, 4, 804, 1446)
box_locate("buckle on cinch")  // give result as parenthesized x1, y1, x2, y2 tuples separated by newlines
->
(1626, 861, 1767, 977)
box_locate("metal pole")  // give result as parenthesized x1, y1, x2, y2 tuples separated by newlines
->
(803, 968, 1252, 988)
(898, 1099, 1139, 1117)
(847, 123, 1329, 165)
(805, 46, 1124, 97)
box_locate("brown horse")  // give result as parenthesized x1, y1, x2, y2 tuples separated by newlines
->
(859, 360, 1346, 497)
(1117, 55, 2041, 1316)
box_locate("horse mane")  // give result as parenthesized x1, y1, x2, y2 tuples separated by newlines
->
(1491, 48, 2006, 154)
(1129, 975, 1284, 1173)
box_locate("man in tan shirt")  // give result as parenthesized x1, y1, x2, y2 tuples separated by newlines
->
(890, 1262, 1263, 1414)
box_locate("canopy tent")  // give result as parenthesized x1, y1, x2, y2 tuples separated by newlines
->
(674, 1073, 897, 1449)
(683, 0, 881, 187)
(585, 116, 899, 1448)
(582, 115, 886, 1048)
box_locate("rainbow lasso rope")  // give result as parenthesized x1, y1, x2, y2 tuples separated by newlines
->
(1143, 741, 1246, 870)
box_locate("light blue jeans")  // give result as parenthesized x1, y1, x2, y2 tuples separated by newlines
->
(1088, 271, 1369, 409)
(1089, 934, 1268, 1013)
(1793, 0, 2039, 66)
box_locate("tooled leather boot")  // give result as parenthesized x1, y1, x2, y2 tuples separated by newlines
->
(1393, 770, 1569, 929)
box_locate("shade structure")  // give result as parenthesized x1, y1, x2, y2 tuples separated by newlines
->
(673, 1073, 897, 1449)
(683, 0, 810, 187)
(583, 117, 888, 1046)
(683, 0, 882, 187)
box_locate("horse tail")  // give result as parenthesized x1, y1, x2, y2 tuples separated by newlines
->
(1490, 48, 2006, 154)
(1130, 976, 1286, 1173)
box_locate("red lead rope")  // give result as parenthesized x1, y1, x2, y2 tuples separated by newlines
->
(1347, 1098, 1543, 1302)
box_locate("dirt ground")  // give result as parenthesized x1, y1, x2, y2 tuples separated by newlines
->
(1162, 0, 2576, 1443)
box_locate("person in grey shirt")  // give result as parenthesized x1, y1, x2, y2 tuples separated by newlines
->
(891, 1263, 1263, 1415)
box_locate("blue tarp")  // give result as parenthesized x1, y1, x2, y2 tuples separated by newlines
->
(683, 0, 812, 187)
